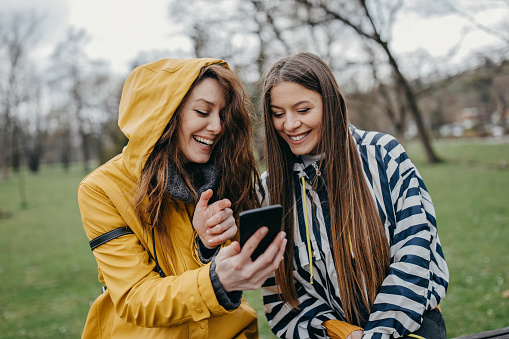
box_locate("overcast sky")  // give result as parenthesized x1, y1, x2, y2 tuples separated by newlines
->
(1, 0, 508, 76)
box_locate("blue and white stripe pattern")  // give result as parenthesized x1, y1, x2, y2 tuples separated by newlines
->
(259, 126, 449, 339)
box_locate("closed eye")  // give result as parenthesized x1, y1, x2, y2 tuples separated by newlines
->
(297, 108, 311, 114)
(195, 110, 209, 117)
(271, 110, 285, 118)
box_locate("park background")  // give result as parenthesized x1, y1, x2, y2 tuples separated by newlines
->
(0, 0, 508, 338)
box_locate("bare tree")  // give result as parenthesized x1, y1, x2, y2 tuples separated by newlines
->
(286, 0, 441, 162)
(0, 11, 41, 180)
(87, 69, 126, 165)
(493, 73, 509, 129)
(20, 69, 46, 173)
(49, 27, 95, 172)
(164, 0, 509, 164)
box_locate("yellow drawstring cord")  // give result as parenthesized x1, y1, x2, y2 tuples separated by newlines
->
(348, 232, 354, 258)
(301, 176, 314, 284)
(408, 334, 427, 339)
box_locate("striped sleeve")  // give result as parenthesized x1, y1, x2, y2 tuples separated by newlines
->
(355, 129, 449, 339)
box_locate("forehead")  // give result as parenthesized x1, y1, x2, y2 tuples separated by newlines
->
(186, 77, 225, 106)
(270, 81, 321, 104)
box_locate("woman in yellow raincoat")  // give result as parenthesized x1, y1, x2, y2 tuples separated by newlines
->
(77, 57, 286, 338)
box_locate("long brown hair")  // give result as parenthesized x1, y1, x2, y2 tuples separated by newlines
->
(261, 53, 390, 324)
(134, 63, 260, 271)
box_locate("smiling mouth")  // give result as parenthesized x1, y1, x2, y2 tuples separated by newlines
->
(288, 131, 310, 141)
(194, 136, 214, 146)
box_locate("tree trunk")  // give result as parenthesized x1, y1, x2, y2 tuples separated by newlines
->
(384, 46, 441, 163)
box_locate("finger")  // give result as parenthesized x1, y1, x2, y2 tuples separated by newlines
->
(252, 237, 287, 283)
(217, 241, 241, 260)
(195, 189, 213, 212)
(208, 198, 232, 215)
(272, 238, 287, 267)
(239, 226, 268, 259)
(205, 208, 233, 228)
(250, 238, 287, 289)
(253, 231, 286, 265)
(207, 219, 236, 236)
(209, 225, 238, 245)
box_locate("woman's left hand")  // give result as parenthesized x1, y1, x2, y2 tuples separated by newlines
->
(193, 189, 237, 249)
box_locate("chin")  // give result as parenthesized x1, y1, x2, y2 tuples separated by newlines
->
(290, 147, 313, 156)
(191, 156, 211, 164)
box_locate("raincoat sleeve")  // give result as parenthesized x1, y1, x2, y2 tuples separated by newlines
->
(78, 181, 233, 328)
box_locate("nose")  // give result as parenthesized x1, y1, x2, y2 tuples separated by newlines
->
(207, 112, 222, 135)
(283, 113, 301, 131)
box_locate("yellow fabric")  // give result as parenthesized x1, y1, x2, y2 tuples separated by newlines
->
(407, 334, 426, 339)
(322, 307, 441, 339)
(78, 58, 258, 338)
(323, 320, 363, 339)
(118, 58, 228, 178)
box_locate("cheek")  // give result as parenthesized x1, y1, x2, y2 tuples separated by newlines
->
(271, 118, 284, 133)
(314, 122, 323, 136)
(176, 127, 187, 149)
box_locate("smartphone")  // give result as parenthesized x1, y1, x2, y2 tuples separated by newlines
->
(239, 204, 283, 261)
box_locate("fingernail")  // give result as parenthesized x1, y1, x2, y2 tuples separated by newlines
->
(280, 232, 286, 240)
(208, 239, 213, 243)
(260, 227, 268, 235)
(206, 230, 209, 235)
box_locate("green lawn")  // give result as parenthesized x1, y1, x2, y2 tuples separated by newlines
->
(0, 138, 508, 338)
(405, 138, 509, 337)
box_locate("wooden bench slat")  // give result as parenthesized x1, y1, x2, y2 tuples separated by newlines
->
(453, 327, 509, 338)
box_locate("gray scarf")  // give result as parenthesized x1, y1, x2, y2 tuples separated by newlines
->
(165, 160, 220, 203)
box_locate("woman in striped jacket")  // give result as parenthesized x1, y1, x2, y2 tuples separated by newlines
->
(258, 52, 449, 339)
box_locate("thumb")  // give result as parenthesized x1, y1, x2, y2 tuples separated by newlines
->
(218, 241, 241, 259)
(195, 189, 213, 212)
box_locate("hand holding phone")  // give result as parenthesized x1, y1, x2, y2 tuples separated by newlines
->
(214, 214, 287, 292)
(239, 204, 283, 261)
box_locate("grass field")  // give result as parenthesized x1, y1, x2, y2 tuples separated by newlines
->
(0, 138, 508, 338)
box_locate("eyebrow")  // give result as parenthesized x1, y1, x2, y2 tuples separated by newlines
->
(194, 98, 217, 107)
(270, 100, 313, 109)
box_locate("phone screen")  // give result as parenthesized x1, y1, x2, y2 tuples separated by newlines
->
(239, 204, 283, 261)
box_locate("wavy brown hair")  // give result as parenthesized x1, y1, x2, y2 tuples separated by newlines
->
(261, 53, 390, 324)
(134, 63, 260, 272)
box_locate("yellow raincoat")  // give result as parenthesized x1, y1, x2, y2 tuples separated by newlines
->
(77, 58, 258, 338)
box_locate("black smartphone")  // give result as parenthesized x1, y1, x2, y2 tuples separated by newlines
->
(239, 204, 283, 261)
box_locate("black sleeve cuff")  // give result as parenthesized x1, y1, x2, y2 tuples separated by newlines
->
(210, 257, 242, 310)
(196, 236, 220, 263)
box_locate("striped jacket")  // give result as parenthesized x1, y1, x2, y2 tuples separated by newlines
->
(259, 126, 449, 339)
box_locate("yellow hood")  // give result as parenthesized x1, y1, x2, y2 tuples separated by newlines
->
(118, 58, 228, 177)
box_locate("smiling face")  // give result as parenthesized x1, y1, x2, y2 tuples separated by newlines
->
(270, 81, 323, 156)
(177, 77, 225, 164)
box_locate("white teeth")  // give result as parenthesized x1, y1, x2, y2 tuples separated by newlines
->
(289, 133, 309, 141)
(194, 136, 213, 145)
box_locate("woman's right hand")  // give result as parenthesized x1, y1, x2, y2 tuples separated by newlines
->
(346, 330, 363, 339)
(214, 227, 287, 292)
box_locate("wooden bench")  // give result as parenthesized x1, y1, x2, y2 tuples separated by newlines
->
(453, 327, 509, 338)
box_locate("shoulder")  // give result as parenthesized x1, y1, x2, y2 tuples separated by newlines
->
(78, 154, 134, 199)
(77, 154, 140, 239)
(350, 125, 400, 152)
(350, 125, 409, 166)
